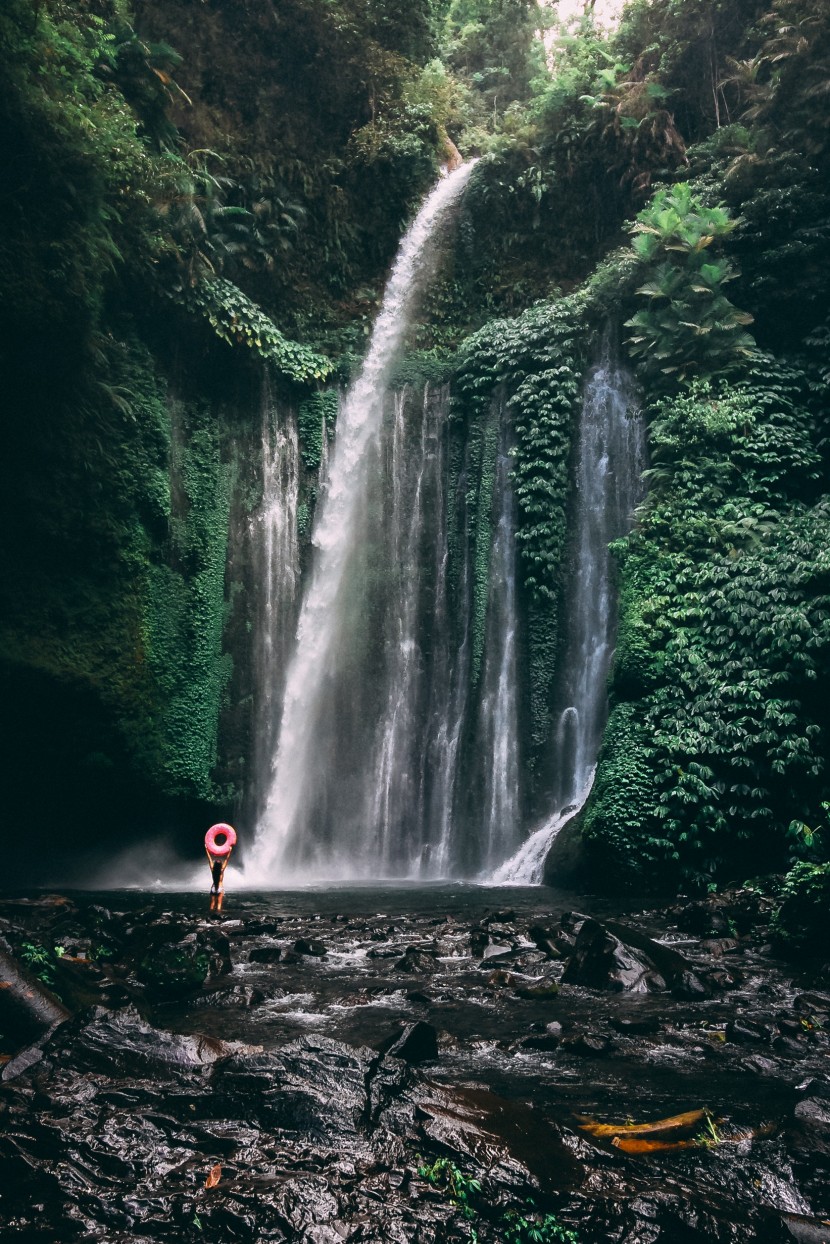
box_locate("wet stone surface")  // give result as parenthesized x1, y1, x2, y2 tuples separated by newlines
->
(0, 885, 828, 1242)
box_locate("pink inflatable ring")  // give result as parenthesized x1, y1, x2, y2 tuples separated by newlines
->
(205, 823, 237, 857)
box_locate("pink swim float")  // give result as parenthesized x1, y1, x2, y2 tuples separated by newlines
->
(205, 823, 237, 857)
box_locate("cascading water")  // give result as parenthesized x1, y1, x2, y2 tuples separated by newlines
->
(475, 419, 522, 872)
(248, 382, 301, 826)
(491, 335, 646, 884)
(246, 164, 479, 884)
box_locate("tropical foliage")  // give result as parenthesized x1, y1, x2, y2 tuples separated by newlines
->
(625, 183, 756, 380)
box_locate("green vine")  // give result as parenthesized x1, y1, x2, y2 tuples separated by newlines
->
(297, 391, 338, 471)
(185, 278, 333, 384)
(453, 292, 591, 764)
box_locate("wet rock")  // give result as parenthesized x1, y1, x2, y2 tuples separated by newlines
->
(794, 992, 830, 1021)
(479, 947, 548, 973)
(294, 937, 327, 957)
(380, 1021, 439, 1064)
(395, 947, 437, 974)
(677, 901, 732, 936)
(483, 909, 516, 926)
(562, 918, 653, 992)
(136, 937, 214, 997)
(701, 937, 742, 956)
(780, 1212, 830, 1242)
(794, 1098, 830, 1130)
(796, 1079, 830, 1101)
(727, 1017, 771, 1044)
(561, 1031, 614, 1057)
(215, 1034, 378, 1137)
(672, 968, 712, 1000)
(518, 1032, 561, 1052)
(560, 911, 590, 933)
(249, 944, 283, 963)
(191, 983, 266, 1010)
(514, 979, 560, 1000)
(238, 918, 282, 937)
(366, 944, 401, 958)
(482, 941, 514, 960)
(527, 925, 563, 959)
(610, 1014, 661, 1036)
(742, 1054, 781, 1076)
(708, 966, 744, 990)
(413, 1081, 582, 1193)
(62, 1005, 251, 1077)
(406, 990, 433, 1005)
(605, 920, 701, 985)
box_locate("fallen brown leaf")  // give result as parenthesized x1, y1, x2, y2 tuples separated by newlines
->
(612, 1136, 700, 1154)
(576, 1107, 707, 1138)
(205, 1164, 221, 1189)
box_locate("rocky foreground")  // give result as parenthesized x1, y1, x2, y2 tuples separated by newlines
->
(0, 887, 828, 1243)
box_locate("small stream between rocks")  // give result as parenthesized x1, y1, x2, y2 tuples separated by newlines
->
(0, 886, 828, 1242)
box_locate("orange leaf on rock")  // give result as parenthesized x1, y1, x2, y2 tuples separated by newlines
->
(205, 1164, 221, 1189)
(576, 1108, 707, 1138)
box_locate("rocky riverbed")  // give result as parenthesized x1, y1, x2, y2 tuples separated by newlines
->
(0, 885, 828, 1242)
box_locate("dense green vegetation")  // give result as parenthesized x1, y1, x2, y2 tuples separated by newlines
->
(1, 0, 829, 923)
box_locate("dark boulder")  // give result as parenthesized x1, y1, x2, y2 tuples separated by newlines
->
(249, 944, 283, 963)
(380, 1021, 439, 1064)
(395, 947, 437, 973)
(794, 1098, 830, 1130)
(561, 1031, 615, 1057)
(293, 937, 327, 957)
(562, 918, 654, 992)
(518, 1032, 561, 1052)
(515, 978, 560, 1000)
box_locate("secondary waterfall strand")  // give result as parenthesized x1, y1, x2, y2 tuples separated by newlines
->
(248, 163, 478, 884)
(491, 337, 645, 884)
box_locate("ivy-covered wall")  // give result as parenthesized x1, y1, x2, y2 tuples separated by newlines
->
(583, 361, 830, 888)
(0, 321, 259, 874)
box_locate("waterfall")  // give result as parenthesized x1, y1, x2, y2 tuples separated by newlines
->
(491, 334, 646, 884)
(246, 164, 478, 884)
(249, 382, 301, 827)
(475, 420, 522, 872)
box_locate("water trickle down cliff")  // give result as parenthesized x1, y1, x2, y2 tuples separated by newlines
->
(247, 379, 301, 830)
(492, 335, 646, 884)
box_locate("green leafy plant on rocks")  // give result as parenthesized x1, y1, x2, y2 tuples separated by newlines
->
(418, 1157, 578, 1243)
(185, 279, 332, 384)
(771, 861, 830, 955)
(625, 183, 756, 382)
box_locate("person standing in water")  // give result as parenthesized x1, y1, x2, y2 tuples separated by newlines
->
(204, 824, 237, 912)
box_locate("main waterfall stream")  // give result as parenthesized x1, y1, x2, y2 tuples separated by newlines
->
(247, 164, 480, 884)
